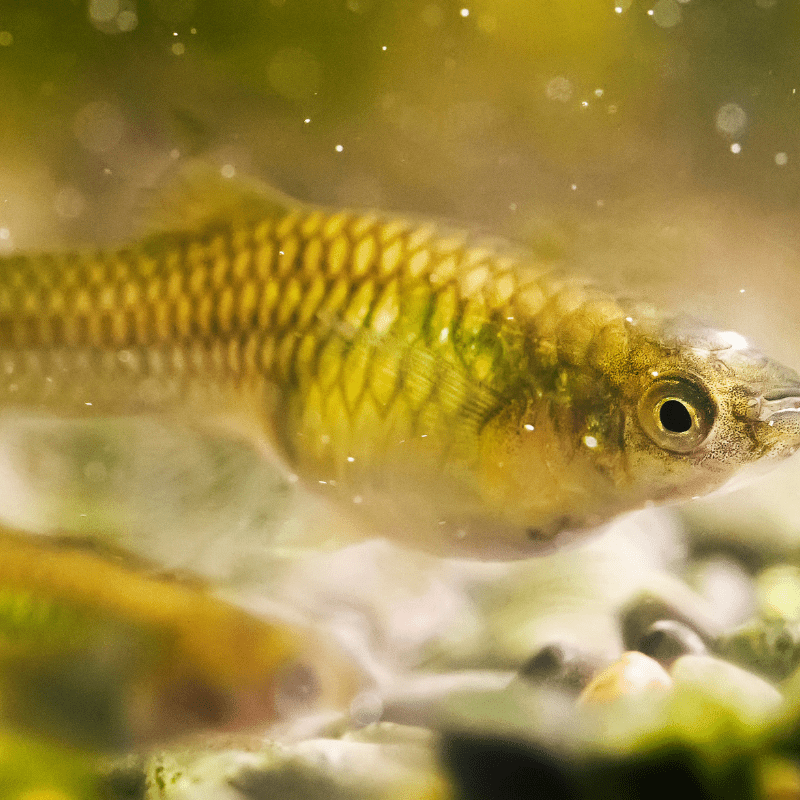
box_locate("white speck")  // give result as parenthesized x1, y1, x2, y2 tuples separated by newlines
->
(439, 327, 449, 342)
(220, 163, 236, 178)
(651, 370, 659, 377)
(691, 495, 700, 500)
(79, 513, 87, 517)
(460, 7, 470, 16)
(85, 402, 92, 406)
(0, 229, 9, 240)
(719, 330, 749, 350)
(279, 251, 284, 256)
(776, 151, 788, 166)
(581, 101, 589, 107)
(740, 288, 746, 293)
(730, 142, 742, 154)
(353, 495, 363, 504)
(438, 520, 447, 525)
(421, 434, 428, 438)
(347, 456, 355, 462)
(647, 9, 654, 15)
(318, 480, 328, 485)
(524, 423, 535, 431)
(584, 435, 598, 448)
(335, 144, 344, 152)
(570, 183, 577, 190)
(381, 45, 387, 51)
(594, 88, 604, 97)
(625, 316, 633, 323)
(173, 31, 178, 36)
(769, 420, 775, 427)
(506, 316, 514, 321)
(304, 118, 311, 123)
(614, 6, 623, 12)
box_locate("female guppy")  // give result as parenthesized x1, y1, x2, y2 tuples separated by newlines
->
(0, 174, 799, 557)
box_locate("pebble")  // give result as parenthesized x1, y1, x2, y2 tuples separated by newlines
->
(519, 643, 600, 693)
(688, 555, 757, 629)
(578, 652, 672, 704)
(636, 620, 707, 667)
(620, 588, 719, 654)
(717, 618, 800, 682)
(670, 655, 784, 719)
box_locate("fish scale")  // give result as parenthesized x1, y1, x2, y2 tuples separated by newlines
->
(0, 209, 626, 534)
(0, 185, 798, 556)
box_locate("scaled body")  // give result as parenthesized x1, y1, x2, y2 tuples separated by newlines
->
(0, 182, 798, 556)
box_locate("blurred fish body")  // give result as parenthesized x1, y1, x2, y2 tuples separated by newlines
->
(0, 527, 358, 747)
(0, 173, 798, 557)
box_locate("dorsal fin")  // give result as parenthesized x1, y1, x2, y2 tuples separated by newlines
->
(137, 160, 304, 235)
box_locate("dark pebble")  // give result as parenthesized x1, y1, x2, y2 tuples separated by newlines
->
(637, 620, 707, 666)
(718, 619, 800, 682)
(518, 643, 599, 692)
(620, 592, 716, 653)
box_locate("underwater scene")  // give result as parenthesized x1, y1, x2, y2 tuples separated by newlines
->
(2, 0, 800, 798)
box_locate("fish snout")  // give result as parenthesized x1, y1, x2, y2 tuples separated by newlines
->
(754, 382, 800, 457)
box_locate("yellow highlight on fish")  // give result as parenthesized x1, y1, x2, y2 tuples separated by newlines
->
(1, 172, 799, 557)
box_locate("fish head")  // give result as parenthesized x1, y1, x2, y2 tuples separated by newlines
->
(617, 318, 800, 509)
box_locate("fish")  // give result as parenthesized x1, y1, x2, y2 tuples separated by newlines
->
(0, 168, 798, 558)
(0, 526, 360, 748)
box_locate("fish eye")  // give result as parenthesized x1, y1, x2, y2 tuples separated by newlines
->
(638, 377, 716, 453)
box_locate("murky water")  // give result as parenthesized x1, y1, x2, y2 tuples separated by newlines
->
(2, 3, 800, 795)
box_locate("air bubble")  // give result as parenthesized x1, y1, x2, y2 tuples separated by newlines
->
(652, 0, 681, 27)
(715, 103, 747, 137)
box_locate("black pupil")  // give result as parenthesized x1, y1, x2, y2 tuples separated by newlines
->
(659, 399, 693, 434)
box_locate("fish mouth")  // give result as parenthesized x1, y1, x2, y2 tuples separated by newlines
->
(757, 386, 800, 421)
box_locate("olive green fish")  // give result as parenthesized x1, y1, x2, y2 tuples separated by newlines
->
(0, 172, 798, 557)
